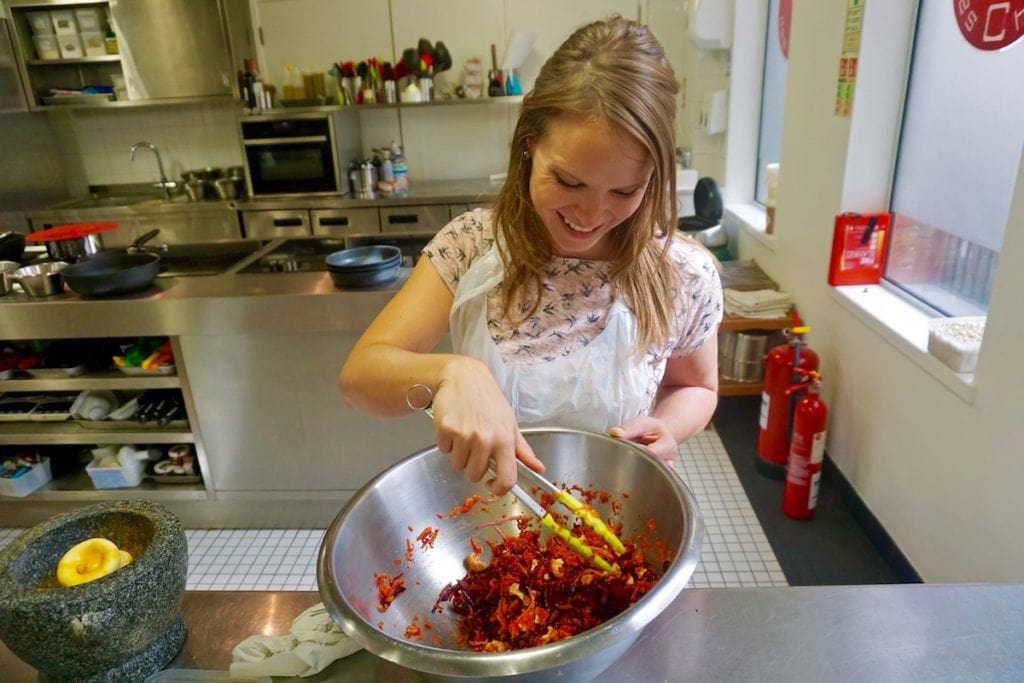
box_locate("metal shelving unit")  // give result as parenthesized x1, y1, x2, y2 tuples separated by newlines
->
(31, 468, 207, 501)
(0, 339, 213, 509)
(0, 421, 192, 445)
(718, 312, 792, 397)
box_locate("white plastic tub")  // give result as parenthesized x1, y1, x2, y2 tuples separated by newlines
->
(86, 448, 147, 489)
(33, 34, 60, 60)
(0, 458, 52, 498)
(57, 34, 84, 59)
(927, 316, 985, 373)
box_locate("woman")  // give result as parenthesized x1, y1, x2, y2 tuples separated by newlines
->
(340, 16, 722, 495)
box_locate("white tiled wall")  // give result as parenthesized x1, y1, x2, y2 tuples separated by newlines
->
(50, 103, 244, 193)
(1, 2, 732, 204)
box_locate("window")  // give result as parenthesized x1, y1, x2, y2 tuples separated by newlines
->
(755, 0, 790, 204)
(886, 0, 1024, 316)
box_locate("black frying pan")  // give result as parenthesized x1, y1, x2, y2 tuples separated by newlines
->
(0, 232, 26, 261)
(61, 230, 161, 298)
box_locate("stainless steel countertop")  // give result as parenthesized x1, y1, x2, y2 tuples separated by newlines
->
(3, 584, 1024, 681)
(31, 179, 500, 217)
(235, 178, 502, 210)
(0, 262, 413, 339)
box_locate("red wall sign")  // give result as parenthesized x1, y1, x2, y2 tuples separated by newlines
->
(954, 0, 1024, 51)
(779, 0, 793, 58)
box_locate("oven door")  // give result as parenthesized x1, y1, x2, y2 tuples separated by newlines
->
(243, 138, 340, 196)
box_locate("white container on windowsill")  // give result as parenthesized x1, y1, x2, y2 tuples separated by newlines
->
(927, 316, 985, 373)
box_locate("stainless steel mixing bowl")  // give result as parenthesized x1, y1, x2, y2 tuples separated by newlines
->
(318, 428, 703, 682)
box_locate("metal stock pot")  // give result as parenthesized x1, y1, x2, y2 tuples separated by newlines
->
(26, 223, 117, 262)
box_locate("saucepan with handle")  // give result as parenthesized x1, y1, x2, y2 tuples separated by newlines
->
(61, 229, 161, 298)
(25, 223, 118, 262)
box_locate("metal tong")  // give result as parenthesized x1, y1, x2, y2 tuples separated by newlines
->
(407, 383, 625, 572)
(486, 460, 626, 574)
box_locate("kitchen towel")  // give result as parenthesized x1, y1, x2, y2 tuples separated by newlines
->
(723, 288, 793, 318)
(230, 602, 363, 678)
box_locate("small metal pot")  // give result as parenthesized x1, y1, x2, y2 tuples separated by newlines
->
(212, 177, 242, 199)
(183, 179, 207, 202)
(12, 261, 69, 297)
(46, 232, 104, 262)
(0, 261, 21, 295)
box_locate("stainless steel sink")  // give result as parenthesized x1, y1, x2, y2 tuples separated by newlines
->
(52, 194, 195, 210)
(149, 240, 268, 277)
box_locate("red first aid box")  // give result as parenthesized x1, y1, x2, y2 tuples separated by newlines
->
(827, 212, 890, 286)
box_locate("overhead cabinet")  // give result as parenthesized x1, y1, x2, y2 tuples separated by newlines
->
(3, 0, 254, 109)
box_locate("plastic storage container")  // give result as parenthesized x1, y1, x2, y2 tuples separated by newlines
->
(73, 7, 104, 33)
(33, 34, 60, 60)
(927, 316, 985, 373)
(86, 448, 147, 489)
(49, 9, 78, 35)
(80, 31, 106, 57)
(57, 34, 84, 59)
(0, 458, 52, 498)
(26, 11, 54, 35)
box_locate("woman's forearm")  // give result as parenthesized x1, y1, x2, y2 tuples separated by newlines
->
(651, 384, 719, 443)
(339, 344, 477, 418)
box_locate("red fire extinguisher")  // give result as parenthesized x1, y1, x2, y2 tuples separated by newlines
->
(783, 370, 828, 520)
(756, 320, 819, 477)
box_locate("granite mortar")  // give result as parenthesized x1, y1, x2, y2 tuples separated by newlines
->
(0, 500, 187, 681)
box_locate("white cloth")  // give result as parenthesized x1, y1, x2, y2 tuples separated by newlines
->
(723, 288, 793, 318)
(229, 602, 362, 679)
(449, 243, 656, 432)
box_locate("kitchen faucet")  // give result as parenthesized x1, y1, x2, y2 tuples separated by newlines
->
(129, 141, 175, 200)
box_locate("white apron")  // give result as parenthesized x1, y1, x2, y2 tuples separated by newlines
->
(449, 245, 657, 432)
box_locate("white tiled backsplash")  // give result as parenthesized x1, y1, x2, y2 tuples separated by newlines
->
(52, 103, 244, 191)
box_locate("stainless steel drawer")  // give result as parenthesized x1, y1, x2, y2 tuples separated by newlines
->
(379, 204, 448, 234)
(311, 208, 380, 236)
(242, 210, 311, 238)
(448, 202, 489, 220)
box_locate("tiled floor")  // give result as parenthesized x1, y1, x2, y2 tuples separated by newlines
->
(0, 425, 788, 591)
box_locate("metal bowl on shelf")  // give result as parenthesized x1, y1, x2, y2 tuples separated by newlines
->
(318, 428, 703, 682)
(11, 261, 69, 296)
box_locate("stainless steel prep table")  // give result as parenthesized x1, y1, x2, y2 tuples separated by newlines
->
(3, 584, 1023, 681)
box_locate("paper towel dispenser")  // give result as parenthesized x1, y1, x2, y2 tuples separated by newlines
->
(686, 0, 734, 50)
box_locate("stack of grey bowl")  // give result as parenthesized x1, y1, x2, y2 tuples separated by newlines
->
(325, 244, 402, 288)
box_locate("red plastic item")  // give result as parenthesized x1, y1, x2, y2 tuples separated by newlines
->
(783, 373, 828, 520)
(25, 223, 118, 243)
(827, 212, 890, 286)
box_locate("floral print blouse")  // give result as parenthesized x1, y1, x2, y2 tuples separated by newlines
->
(423, 209, 723, 404)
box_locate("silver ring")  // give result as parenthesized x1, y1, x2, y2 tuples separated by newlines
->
(405, 383, 434, 413)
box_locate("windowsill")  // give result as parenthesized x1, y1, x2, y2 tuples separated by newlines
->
(829, 284, 977, 404)
(725, 203, 775, 250)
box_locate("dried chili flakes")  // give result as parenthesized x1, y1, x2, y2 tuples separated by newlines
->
(405, 615, 424, 641)
(374, 571, 406, 613)
(446, 494, 485, 518)
(434, 524, 658, 652)
(417, 526, 440, 549)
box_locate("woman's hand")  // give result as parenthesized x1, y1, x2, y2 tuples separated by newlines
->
(609, 416, 679, 468)
(432, 357, 544, 496)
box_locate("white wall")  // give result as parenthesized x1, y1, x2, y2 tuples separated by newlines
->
(0, 1, 731, 203)
(735, 0, 1024, 582)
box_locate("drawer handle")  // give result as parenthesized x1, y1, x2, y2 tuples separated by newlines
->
(273, 218, 304, 227)
(319, 217, 350, 226)
(387, 214, 419, 224)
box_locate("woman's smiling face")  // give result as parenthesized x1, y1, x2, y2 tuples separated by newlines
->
(528, 115, 653, 260)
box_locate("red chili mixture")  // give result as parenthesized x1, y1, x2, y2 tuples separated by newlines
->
(433, 514, 660, 652)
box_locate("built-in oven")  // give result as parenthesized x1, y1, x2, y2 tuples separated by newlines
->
(239, 112, 361, 198)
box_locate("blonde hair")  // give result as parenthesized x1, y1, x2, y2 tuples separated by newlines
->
(491, 15, 681, 354)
